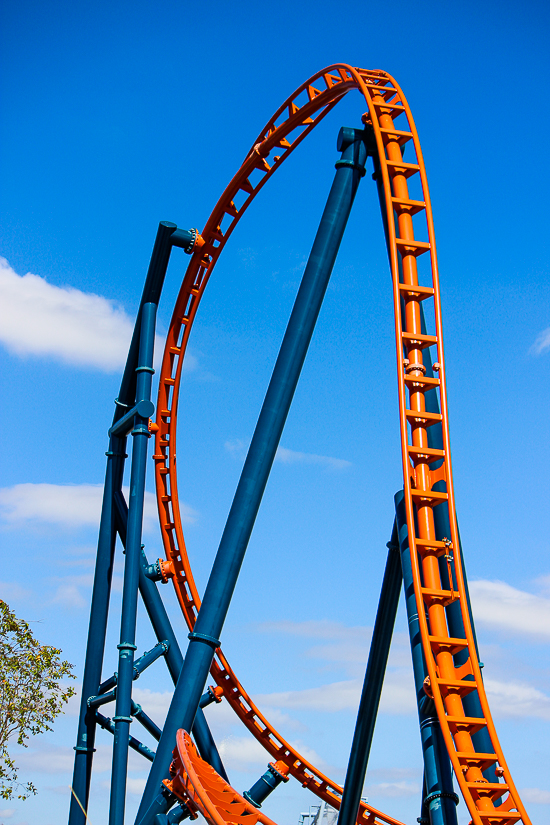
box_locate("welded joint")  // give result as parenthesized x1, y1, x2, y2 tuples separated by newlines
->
(187, 631, 221, 649)
(424, 791, 459, 807)
(199, 685, 224, 709)
(170, 227, 205, 254)
(144, 558, 176, 583)
(109, 399, 155, 438)
(243, 761, 290, 808)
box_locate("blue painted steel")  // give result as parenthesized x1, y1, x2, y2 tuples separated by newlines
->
(109, 400, 155, 438)
(243, 762, 289, 808)
(69, 221, 179, 825)
(136, 127, 369, 825)
(112, 490, 227, 781)
(69, 446, 121, 824)
(98, 641, 169, 695)
(110, 301, 158, 825)
(336, 522, 402, 825)
(87, 689, 117, 709)
(394, 491, 458, 825)
(132, 702, 162, 741)
(96, 712, 156, 762)
(170, 227, 199, 252)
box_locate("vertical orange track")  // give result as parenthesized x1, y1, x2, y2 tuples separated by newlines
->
(152, 65, 530, 825)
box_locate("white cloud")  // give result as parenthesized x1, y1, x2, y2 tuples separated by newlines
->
(126, 777, 147, 795)
(51, 574, 94, 608)
(256, 620, 412, 672)
(255, 680, 360, 713)
(0, 580, 32, 602)
(0, 483, 197, 531)
(469, 579, 550, 639)
(225, 440, 351, 471)
(15, 743, 144, 776)
(530, 327, 550, 355)
(365, 781, 420, 798)
(132, 688, 172, 725)
(275, 446, 351, 471)
(0, 257, 202, 373)
(520, 787, 550, 804)
(217, 735, 269, 770)
(484, 678, 550, 720)
(258, 619, 368, 642)
(254, 672, 414, 716)
(0, 257, 138, 371)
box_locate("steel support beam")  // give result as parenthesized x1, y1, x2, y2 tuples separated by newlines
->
(336, 522, 402, 825)
(69, 221, 179, 825)
(136, 126, 369, 824)
(113, 493, 228, 780)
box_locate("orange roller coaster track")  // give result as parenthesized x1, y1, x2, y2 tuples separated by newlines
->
(150, 65, 530, 825)
(68, 63, 533, 825)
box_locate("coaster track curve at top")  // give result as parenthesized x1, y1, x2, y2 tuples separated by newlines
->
(151, 65, 531, 825)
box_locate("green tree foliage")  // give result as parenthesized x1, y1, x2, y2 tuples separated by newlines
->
(0, 600, 76, 799)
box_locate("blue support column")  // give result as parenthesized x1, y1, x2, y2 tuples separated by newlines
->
(336, 522, 402, 825)
(112, 491, 228, 781)
(110, 302, 158, 825)
(394, 491, 458, 825)
(136, 126, 369, 824)
(68, 440, 124, 822)
(69, 220, 179, 825)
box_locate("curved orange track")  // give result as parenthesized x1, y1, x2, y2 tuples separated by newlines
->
(153, 65, 530, 825)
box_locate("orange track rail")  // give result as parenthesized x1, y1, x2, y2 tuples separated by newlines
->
(153, 65, 530, 825)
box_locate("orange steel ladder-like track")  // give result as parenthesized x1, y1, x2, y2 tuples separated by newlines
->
(152, 65, 531, 825)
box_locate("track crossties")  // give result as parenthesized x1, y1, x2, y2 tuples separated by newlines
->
(153, 65, 530, 825)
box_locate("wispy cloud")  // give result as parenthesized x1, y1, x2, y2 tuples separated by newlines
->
(225, 440, 351, 471)
(365, 781, 420, 799)
(256, 620, 412, 671)
(0, 257, 138, 371)
(51, 574, 95, 609)
(530, 327, 550, 355)
(15, 743, 144, 775)
(218, 735, 270, 770)
(0, 257, 200, 373)
(0, 483, 197, 530)
(254, 671, 416, 716)
(469, 579, 550, 639)
(484, 678, 550, 720)
(258, 619, 368, 641)
(520, 787, 550, 804)
(0, 580, 33, 602)
(275, 446, 352, 470)
(132, 688, 172, 725)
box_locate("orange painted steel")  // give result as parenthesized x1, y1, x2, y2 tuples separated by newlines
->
(153, 65, 530, 825)
(165, 731, 279, 825)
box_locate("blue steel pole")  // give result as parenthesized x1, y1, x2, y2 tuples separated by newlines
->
(336, 523, 402, 825)
(69, 441, 124, 823)
(69, 221, 178, 825)
(136, 126, 369, 824)
(109, 302, 157, 825)
(112, 492, 228, 781)
(137, 549, 228, 780)
(394, 491, 458, 825)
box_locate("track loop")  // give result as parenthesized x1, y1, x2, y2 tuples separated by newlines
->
(154, 64, 530, 825)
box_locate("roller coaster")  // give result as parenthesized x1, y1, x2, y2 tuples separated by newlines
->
(69, 65, 532, 825)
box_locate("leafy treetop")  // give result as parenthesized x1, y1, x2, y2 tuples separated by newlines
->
(0, 599, 76, 800)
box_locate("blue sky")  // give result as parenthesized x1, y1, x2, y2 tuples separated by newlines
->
(1, 1, 549, 824)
